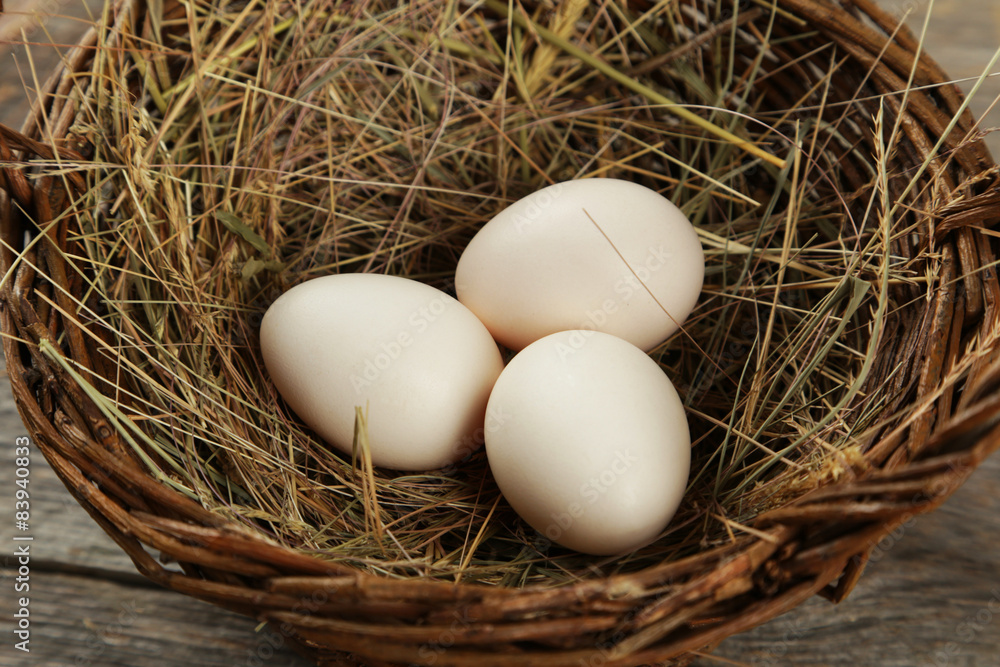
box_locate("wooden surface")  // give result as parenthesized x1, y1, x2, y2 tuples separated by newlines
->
(0, 2, 998, 666)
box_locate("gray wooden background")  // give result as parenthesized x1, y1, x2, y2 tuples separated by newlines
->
(0, 1, 998, 665)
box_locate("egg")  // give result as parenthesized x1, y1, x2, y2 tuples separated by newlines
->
(484, 330, 690, 555)
(260, 274, 504, 471)
(456, 178, 704, 352)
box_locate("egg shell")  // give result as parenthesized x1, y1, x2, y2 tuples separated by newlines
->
(484, 330, 691, 555)
(455, 178, 705, 352)
(260, 274, 504, 471)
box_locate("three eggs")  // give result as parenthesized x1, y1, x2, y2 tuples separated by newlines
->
(260, 178, 704, 555)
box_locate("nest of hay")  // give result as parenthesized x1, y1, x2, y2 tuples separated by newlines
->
(2, 0, 1000, 664)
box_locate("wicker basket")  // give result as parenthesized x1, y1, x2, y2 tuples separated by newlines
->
(3, 0, 1000, 665)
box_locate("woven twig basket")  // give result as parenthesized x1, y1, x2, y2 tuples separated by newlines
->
(3, 0, 1000, 665)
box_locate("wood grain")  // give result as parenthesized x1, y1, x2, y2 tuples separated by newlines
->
(0, 1, 998, 665)
(695, 453, 1000, 667)
(0, 379, 311, 666)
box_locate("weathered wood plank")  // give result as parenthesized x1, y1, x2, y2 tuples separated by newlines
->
(0, 570, 310, 666)
(877, 0, 1000, 159)
(694, 453, 1000, 667)
(0, 0, 105, 127)
(0, 376, 310, 665)
(0, 376, 138, 577)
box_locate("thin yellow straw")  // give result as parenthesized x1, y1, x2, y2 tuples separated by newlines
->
(483, 0, 788, 169)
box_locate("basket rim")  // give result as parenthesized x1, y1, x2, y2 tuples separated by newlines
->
(2, 0, 1000, 664)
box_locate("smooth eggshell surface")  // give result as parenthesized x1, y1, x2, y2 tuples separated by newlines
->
(260, 274, 504, 471)
(484, 330, 691, 555)
(456, 178, 704, 351)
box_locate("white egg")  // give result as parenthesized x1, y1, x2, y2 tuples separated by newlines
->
(484, 330, 690, 555)
(260, 274, 504, 471)
(456, 178, 704, 352)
